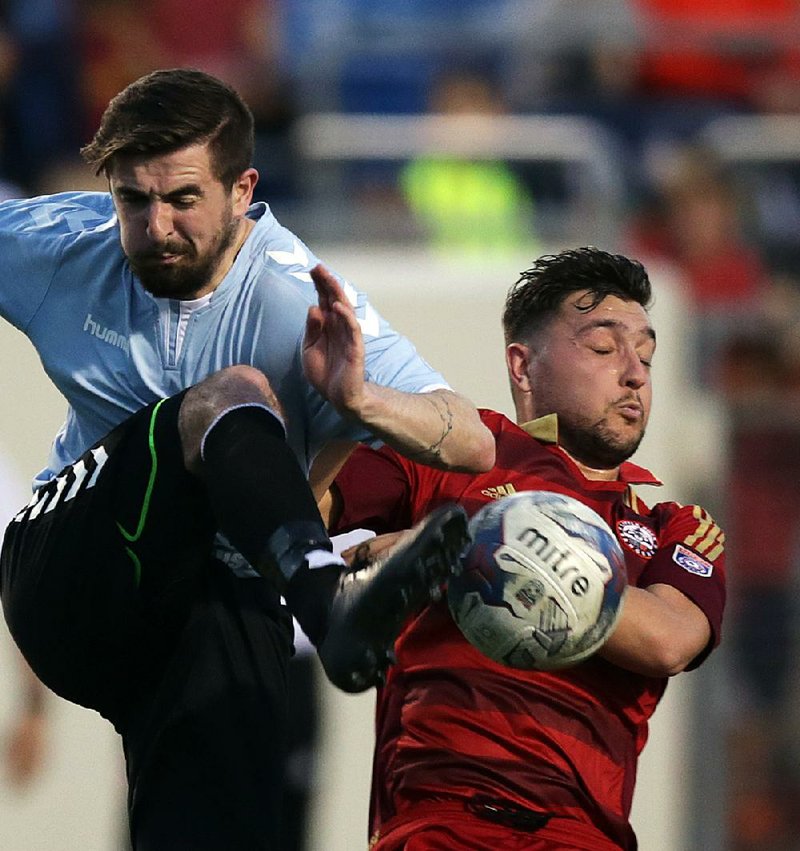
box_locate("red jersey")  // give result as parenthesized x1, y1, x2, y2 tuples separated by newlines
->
(333, 410, 726, 850)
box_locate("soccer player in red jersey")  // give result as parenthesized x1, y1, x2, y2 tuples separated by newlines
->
(326, 247, 726, 850)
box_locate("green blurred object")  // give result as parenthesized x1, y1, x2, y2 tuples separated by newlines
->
(400, 155, 537, 255)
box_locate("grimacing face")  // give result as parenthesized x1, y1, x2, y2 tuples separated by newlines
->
(509, 291, 655, 471)
(108, 142, 255, 299)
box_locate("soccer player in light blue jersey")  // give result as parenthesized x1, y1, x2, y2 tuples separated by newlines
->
(0, 69, 494, 850)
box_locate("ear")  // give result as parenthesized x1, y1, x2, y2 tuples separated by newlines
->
(506, 341, 536, 422)
(232, 167, 259, 214)
(506, 342, 533, 394)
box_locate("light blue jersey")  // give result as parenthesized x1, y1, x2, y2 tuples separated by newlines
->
(0, 192, 448, 488)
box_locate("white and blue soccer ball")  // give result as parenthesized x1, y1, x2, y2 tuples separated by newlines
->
(448, 490, 628, 671)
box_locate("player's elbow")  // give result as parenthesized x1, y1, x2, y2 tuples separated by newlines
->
(468, 425, 496, 472)
(603, 584, 711, 676)
(644, 639, 698, 677)
(645, 604, 712, 676)
(446, 419, 495, 473)
(425, 391, 495, 473)
(602, 621, 707, 677)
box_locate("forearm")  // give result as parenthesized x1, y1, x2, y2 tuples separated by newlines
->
(348, 386, 495, 473)
(599, 583, 711, 677)
(309, 440, 357, 503)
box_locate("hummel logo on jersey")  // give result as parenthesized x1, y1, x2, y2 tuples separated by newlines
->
(28, 202, 110, 233)
(83, 313, 130, 354)
(481, 483, 517, 500)
(266, 240, 381, 338)
(267, 239, 311, 282)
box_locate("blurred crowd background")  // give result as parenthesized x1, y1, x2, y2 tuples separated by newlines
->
(1, 1, 800, 850)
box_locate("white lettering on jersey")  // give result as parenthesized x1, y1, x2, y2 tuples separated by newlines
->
(83, 313, 130, 354)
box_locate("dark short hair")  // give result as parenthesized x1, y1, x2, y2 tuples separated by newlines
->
(502, 247, 652, 343)
(80, 68, 255, 187)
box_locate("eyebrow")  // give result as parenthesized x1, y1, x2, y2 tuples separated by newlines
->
(579, 317, 657, 345)
(113, 183, 204, 201)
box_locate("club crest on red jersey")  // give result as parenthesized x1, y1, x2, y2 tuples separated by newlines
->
(616, 520, 658, 558)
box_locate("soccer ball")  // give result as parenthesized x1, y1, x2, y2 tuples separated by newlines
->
(447, 490, 627, 670)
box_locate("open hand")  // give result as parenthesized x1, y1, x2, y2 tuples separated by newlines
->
(302, 264, 366, 413)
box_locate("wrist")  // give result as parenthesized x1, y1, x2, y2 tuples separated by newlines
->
(338, 382, 379, 422)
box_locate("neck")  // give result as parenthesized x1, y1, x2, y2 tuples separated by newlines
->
(224, 217, 255, 274)
(564, 449, 621, 482)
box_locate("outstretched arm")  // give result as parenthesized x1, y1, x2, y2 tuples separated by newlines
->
(599, 584, 711, 677)
(303, 264, 494, 473)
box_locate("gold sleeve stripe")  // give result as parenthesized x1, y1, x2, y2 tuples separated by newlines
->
(684, 506, 713, 547)
(696, 529, 724, 558)
(705, 537, 725, 562)
(684, 506, 724, 559)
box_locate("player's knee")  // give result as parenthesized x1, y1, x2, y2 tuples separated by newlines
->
(178, 366, 282, 470)
(208, 364, 274, 401)
(186, 366, 277, 413)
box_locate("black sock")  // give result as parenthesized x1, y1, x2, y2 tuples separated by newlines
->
(201, 405, 345, 644)
(200, 405, 332, 581)
(284, 563, 343, 647)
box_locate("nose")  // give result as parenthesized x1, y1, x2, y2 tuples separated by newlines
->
(145, 201, 174, 242)
(622, 349, 648, 389)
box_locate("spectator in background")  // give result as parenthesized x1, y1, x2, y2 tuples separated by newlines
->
(0, 1, 84, 194)
(78, 0, 279, 135)
(634, 0, 800, 115)
(500, 0, 653, 200)
(142, 0, 299, 203)
(76, 0, 299, 204)
(624, 143, 770, 383)
(714, 284, 800, 851)
(501, 1, 800, 205)
(627, 145, 767, 310)
(77, 0, 164, 139)
(502, 1, 643, 114)
(399, 68, 537, 255)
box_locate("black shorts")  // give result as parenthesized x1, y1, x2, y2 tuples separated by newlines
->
(1, 393, 295, 849)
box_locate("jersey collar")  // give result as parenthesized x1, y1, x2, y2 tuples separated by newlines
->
(518, 414, 662, 486)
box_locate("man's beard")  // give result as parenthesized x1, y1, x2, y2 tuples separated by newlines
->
(558, 413, 645, 470)
(130, 216, 239, 299)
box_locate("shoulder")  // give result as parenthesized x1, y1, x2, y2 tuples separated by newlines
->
(647, 498, 720, 527)
(0, 192, 115, 235)
(478, 408, 513, 430)
(629, 499, 725, 612)
(245, 205, 377, 316)
(246, 203, 322, 299)
(626, 491, 724, 551)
